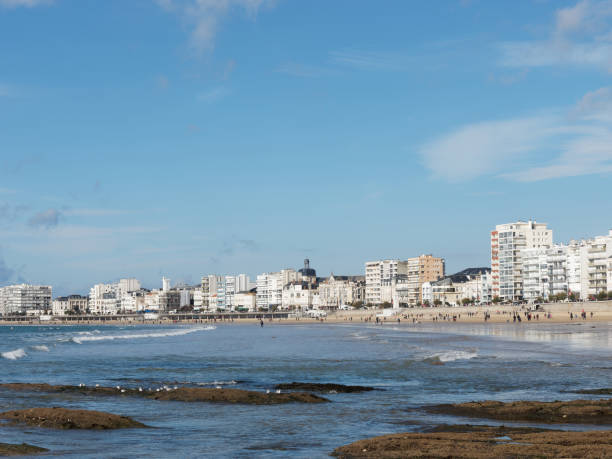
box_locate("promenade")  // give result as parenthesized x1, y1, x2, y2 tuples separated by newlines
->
(1, 301, 611, 326)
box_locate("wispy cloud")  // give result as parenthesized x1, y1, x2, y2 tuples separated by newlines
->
(499, 0, 612, 72)
(155, 0, 276, 54)
(62, 208, 128, 217)
(275, 62, 337, 78)
(420, 86, 612, 182)
(0, 83, 14, 97)
(197, 86, 230, 102)
(0, 203, 29, 223)
(329, 50, 408, 70)
(0, 0, 52, 8)
(156, 75, 170, 90)
(28, 208, 62, 229)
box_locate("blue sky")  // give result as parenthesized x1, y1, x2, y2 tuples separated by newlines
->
(1, 0, 611, 295)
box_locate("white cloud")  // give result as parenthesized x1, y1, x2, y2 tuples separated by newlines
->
(197, 86, 230, 102)
(275, 62, 337, 78)
(27, 208, 62, 228)
(155, 0, 276, 53)
(329, 50, 407, 70)
(62, 208, 128, 217)
(500, 0, 612, 72)
(420, 87, 612, 182)
(0, 83, 15, 97)
(420, 115, 557, 182)
(0, 0, 52, 8)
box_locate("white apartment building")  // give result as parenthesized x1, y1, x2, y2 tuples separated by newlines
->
(282, 282, 316, 310)
(89, 283, 119, 314)
(584, 230, 612, 297)
(491, 220, 553, 301)
(234, 291, 256, 311)
(256, 269, 298, 310)
(118, 278, 141, 296)
(199, 274, 251, 311)
(521, 248, 550, 302)
(193, 287, 204, 309)
(365, 260, 401, 304)
(0, 284, 52, 315)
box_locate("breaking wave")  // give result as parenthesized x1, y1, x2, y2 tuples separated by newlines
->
(425, 350, 478, 363)
(31, 345, 50, 352)
(71, 326, 215, 344)
(2, 348, 27, 360)
(196, 380, 239, 386)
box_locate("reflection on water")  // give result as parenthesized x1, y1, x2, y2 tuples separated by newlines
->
(0, 322, 611, 458)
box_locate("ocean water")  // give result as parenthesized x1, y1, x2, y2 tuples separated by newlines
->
(0, 321, 611, 457)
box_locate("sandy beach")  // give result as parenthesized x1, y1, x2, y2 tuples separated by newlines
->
(1, 300, 611, 326)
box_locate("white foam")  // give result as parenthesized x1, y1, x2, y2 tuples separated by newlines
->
(2, 348, 27, 360)
(430, 350, 478, 362)
(71, 326, 215, 344)
(196, 380, 238, 386)
(31, 345, 50, 352)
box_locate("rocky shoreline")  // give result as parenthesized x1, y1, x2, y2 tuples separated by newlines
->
(427, 399, 612, 424)
(274, 382, 377, 393)
(0, 442, 48, 456)
(0, 382, 329, 405)
(332, 424, 612, 458)
(0, 407, 146, 430)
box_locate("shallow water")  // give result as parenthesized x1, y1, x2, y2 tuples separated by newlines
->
(0, 321, 611, 457)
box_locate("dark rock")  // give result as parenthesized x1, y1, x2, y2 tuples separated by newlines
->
(427, 399, 612, 424)
(0, 407, 147, 430)
(274, 382, 377, 393)
(0, 443, 48, 456)
(332, 425, 612, 458)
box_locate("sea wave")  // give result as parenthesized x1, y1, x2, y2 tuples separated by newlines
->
(2, 348, 27, 360)
(426, 350, 478, 363)
(196, 380, 239, 386)
(31, 345, 50, 352)
(71, 326, 215, 344)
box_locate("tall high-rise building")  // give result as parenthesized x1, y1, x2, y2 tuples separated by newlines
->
(491, 220, 553, 301)
(0, 284, 52, 315)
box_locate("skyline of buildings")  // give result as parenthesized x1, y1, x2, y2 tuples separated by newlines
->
(1, 222, 611, 316)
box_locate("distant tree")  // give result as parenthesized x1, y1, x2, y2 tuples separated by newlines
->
(433, 299, 442, 306)
(557, 292, 567, 301)
(423, 299, 431, 306)
(492, 296, 501, 304)
(381, 302, 392, 309)
(461, 298, 471, 306)
(608, 291, 612, 300)
(568, 292, 577, 302)
(352, 301, 364, 309)
(597, 291, 607, 301)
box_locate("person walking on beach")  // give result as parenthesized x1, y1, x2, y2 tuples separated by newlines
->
(260, 319, 264, 328)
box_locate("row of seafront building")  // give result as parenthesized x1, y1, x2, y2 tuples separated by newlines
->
(0, 221, 611, 316)
(491, 222, 612, 303)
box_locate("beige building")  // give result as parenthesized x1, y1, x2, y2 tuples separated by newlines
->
(318, 275, 365, 309)
(367, 255, 444, 307)
(52, 294, 88, 315)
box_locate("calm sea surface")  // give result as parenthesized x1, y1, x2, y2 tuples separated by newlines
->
(1, 321, 611, 457)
